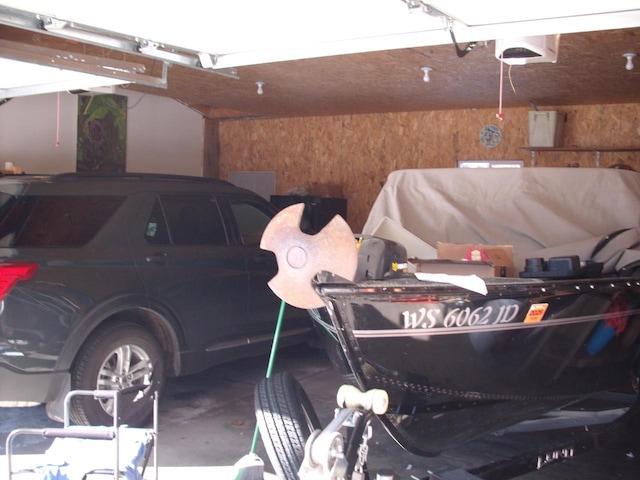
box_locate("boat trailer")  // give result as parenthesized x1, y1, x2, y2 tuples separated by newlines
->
(298, 386, 638, 480)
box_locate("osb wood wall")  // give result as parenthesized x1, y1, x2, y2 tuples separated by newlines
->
(218, 103, 640, 232)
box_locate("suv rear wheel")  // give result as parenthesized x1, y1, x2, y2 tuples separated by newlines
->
(69, 322, 165, 426)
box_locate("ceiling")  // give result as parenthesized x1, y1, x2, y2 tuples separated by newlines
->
(0, 1, 639, 120)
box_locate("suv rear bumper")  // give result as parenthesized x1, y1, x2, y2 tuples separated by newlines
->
(0, 366, 69, 404)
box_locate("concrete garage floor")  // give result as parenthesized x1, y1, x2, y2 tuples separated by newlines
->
(1, 344, 639, 479)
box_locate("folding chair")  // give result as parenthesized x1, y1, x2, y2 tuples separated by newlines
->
(6, 388, 158, 480)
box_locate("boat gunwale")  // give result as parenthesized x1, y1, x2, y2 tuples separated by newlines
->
(313, 273, 640, 300)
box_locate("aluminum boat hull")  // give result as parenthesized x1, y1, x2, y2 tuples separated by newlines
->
(312, 272, 640, 456)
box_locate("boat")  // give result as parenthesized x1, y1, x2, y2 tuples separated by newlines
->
(310, 270, 640, 456)
(259, 167, 640, 467)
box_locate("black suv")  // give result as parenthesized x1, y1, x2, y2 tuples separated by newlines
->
(0, 173, 313, 425)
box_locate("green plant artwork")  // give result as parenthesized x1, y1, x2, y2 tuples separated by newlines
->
(76, 94, 127, 172)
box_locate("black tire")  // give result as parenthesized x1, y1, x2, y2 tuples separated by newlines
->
(255, 371, 322, 480)
(69, 322, 165, 426)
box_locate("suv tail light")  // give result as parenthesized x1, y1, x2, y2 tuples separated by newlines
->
(0, 263, 38, 301)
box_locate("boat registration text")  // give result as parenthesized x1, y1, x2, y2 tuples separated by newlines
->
(401, 303, 522, 330)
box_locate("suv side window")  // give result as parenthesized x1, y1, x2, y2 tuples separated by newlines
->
(144, 198, 171, 245)
(229, 200, 273, 247)
(0, 195, 125, 247)
(148, 195, 228, 245)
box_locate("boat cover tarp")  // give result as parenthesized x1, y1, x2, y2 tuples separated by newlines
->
(362, 168, 640, 274)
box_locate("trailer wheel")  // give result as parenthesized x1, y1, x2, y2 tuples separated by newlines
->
(255, 372, 322, 480)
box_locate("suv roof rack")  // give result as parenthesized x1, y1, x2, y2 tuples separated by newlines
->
(50, 172, 234, 186)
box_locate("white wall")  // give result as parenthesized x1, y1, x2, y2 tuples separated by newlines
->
(0, 89, 204, 176)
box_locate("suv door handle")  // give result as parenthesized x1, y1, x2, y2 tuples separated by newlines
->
(146, 252, 169, 264)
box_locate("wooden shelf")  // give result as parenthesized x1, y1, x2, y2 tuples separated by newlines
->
(520, 147, 640, 167)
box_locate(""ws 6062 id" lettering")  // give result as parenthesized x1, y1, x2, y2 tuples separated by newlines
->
(402, 304, 520, 330)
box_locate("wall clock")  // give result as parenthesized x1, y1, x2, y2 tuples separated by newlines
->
(479, 124, 502, 148)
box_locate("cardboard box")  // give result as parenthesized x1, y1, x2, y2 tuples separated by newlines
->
(409, 259, 495, 277)
(437, 243, 515, 277)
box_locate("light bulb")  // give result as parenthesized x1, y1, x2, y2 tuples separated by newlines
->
(623, 53, 636, 71)
(421, 66, 433, 83)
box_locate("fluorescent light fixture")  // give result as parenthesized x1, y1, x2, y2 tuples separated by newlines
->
(0, 58, 130, 99)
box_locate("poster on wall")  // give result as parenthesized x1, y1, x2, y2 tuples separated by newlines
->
(76, 94, 127, 172)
